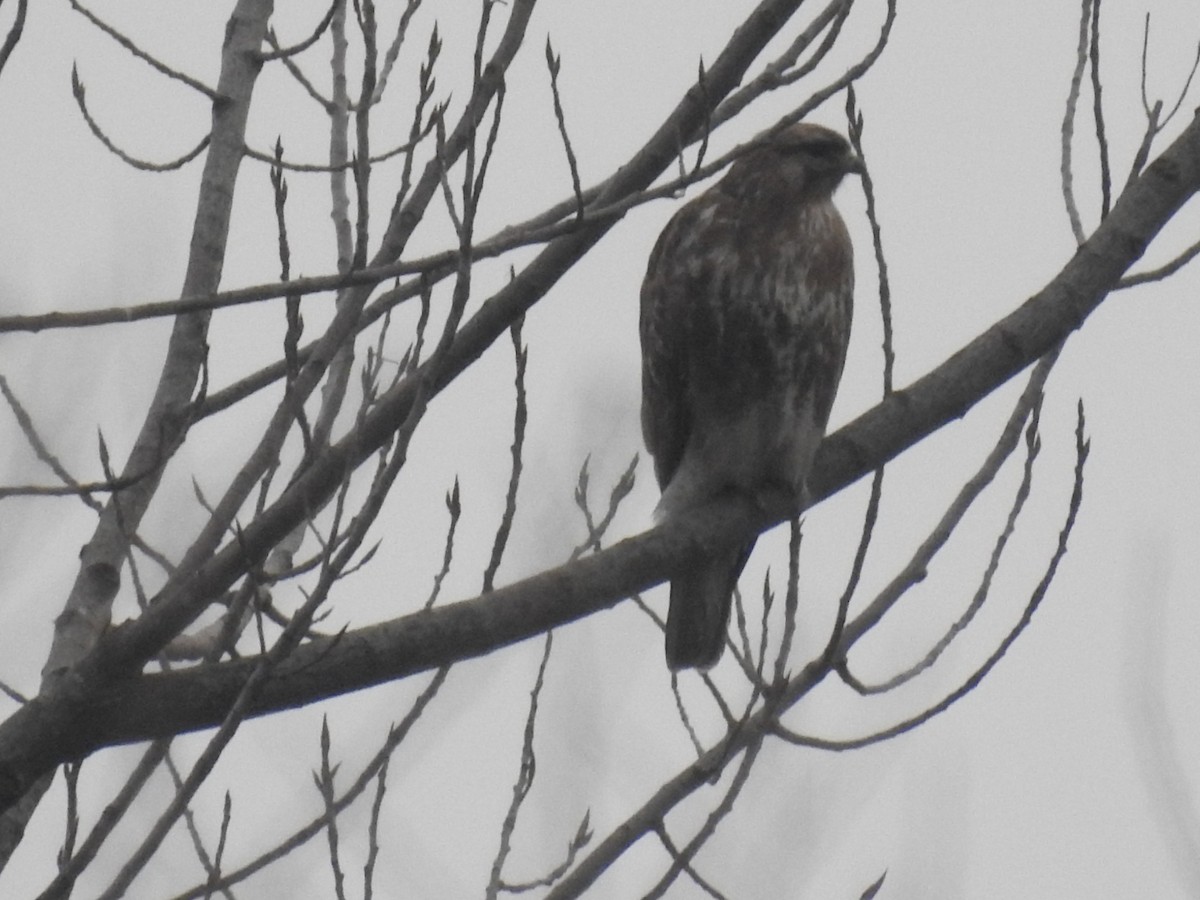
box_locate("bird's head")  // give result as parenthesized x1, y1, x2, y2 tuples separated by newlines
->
(724, 122, 862, 205)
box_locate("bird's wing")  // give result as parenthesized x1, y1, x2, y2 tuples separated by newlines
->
(638, 193, 720, 491)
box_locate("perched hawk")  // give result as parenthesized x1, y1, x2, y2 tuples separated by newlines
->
(640, 122, 860, 670)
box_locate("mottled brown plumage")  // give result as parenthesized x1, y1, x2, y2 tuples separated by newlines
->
(640, 123, 859, 670)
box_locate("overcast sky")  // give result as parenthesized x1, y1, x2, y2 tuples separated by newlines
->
(1, 1, 1199, 897)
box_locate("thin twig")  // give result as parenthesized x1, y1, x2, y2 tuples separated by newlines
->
(69, 0, 219, 99)
(499, 813, 593, 893)
(208, 793, 233, 899)
(168, 668, 451, 899)
(844, 381, 1046, 695)
(822, 465, 883, 671)
(709, 0, 851, 128)
(243, 131, 428, 173)
(0, 0, 28, 77)
(487, 633, 555, 900)
(641, 734, 764, 900)
(1140, 13, 1153, 118)
(56, 762, 80, 871)
(653, 827, 730, 900)
(836, 347, 1060, 693)
(1089, 0, 1112, 218)
(362, 757, 388, 900)
(258, 0, 338, 62)
(545, 38, 584, 220)
(845, 85, 893, 394)
(1062, 0, 1092, 245)
(482, 316, 528, 592)
(1118, 237, 1200, 288)
(425, 479, 461, 609)
(160, 749, 232, 898)
(265, 27, 335, 110)
(777, 401, 1090, 750)
(72, 67, 210, 171)
(1126, 100, 1162, 186)
(315, 718, 348, 900)
(372, 0, 423, 104)
(434, 114, 464, 237)
(570, 454, 638, 560)
(1144, 13, 1200, 128)
(37, 740, 174, 899)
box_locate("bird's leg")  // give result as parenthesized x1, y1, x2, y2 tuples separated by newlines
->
(796, 477, 813, 516)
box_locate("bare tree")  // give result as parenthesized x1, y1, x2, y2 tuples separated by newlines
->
(0, 0, 1197, 896)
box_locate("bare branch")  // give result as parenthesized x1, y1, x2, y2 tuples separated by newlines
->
(169, 667, 450, 899)
(499, 812, 592, 894)
(709, 0, 852, 128)
(778, 400, 1090, 751)
(0, 0, 27, 78)
(6, 0, 278, 867)
(545, 38, 584, 220)
(487, 633, 553, 899)
(161, 751, 232, 898)
(822, 463, 883, 671)
(1089, 0, 1112, 218)
(372, 0, 423, 104)
(265, 28, 334, 110)
(1141, 13, 1154, 118)
(425, 479, 462, 609)
(4, 80, 1193, 805)
(37, 740, 174, 899)
(258, 0, 338, 62)
(6, 18, 1198, 882)
(562, 407, 1091, 888)
(0, 374, 97, 510)
(1118, 236, 1200, 287)
(242, 131, 427, 173)
(590, 734, 763, 900)
(1062, 0, 1092, 245)
(362, 755, 387, 900)
(848, 93, 894, 395)
(209, 793, 233, 899)
(71, 66, 210, 171)
(96, 540, 351, 898)
(315, 718, 348, 900)
(653, 827, 730, 900)
(1126, 100, 1162, 186)
(841, 351, 1053, 695)
(771, 522, 803, 685)
(570, 454, 638, 560)
(1162, 39, 1200, 127)
(1150, 17, 1200, 128)
(482, 317, 528, 592)
(56, 763, 80, 872)
(69, 0, 219, 99)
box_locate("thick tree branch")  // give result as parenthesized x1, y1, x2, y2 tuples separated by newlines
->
(0, 112, 1196, 812)
(0, 0, 822, 818)
(0, 0, 275, 869)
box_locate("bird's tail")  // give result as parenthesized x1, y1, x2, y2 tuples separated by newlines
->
(665, 541, 755, 670)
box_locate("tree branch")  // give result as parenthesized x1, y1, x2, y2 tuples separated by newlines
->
(0, 110, 1195, 813)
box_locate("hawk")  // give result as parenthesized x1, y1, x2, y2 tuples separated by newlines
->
(640, 122, 860, 670)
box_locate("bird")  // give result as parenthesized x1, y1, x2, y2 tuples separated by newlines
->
(639, 122, 860, 670)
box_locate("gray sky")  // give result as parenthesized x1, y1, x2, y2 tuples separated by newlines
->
(1, 1, 1199, 897)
